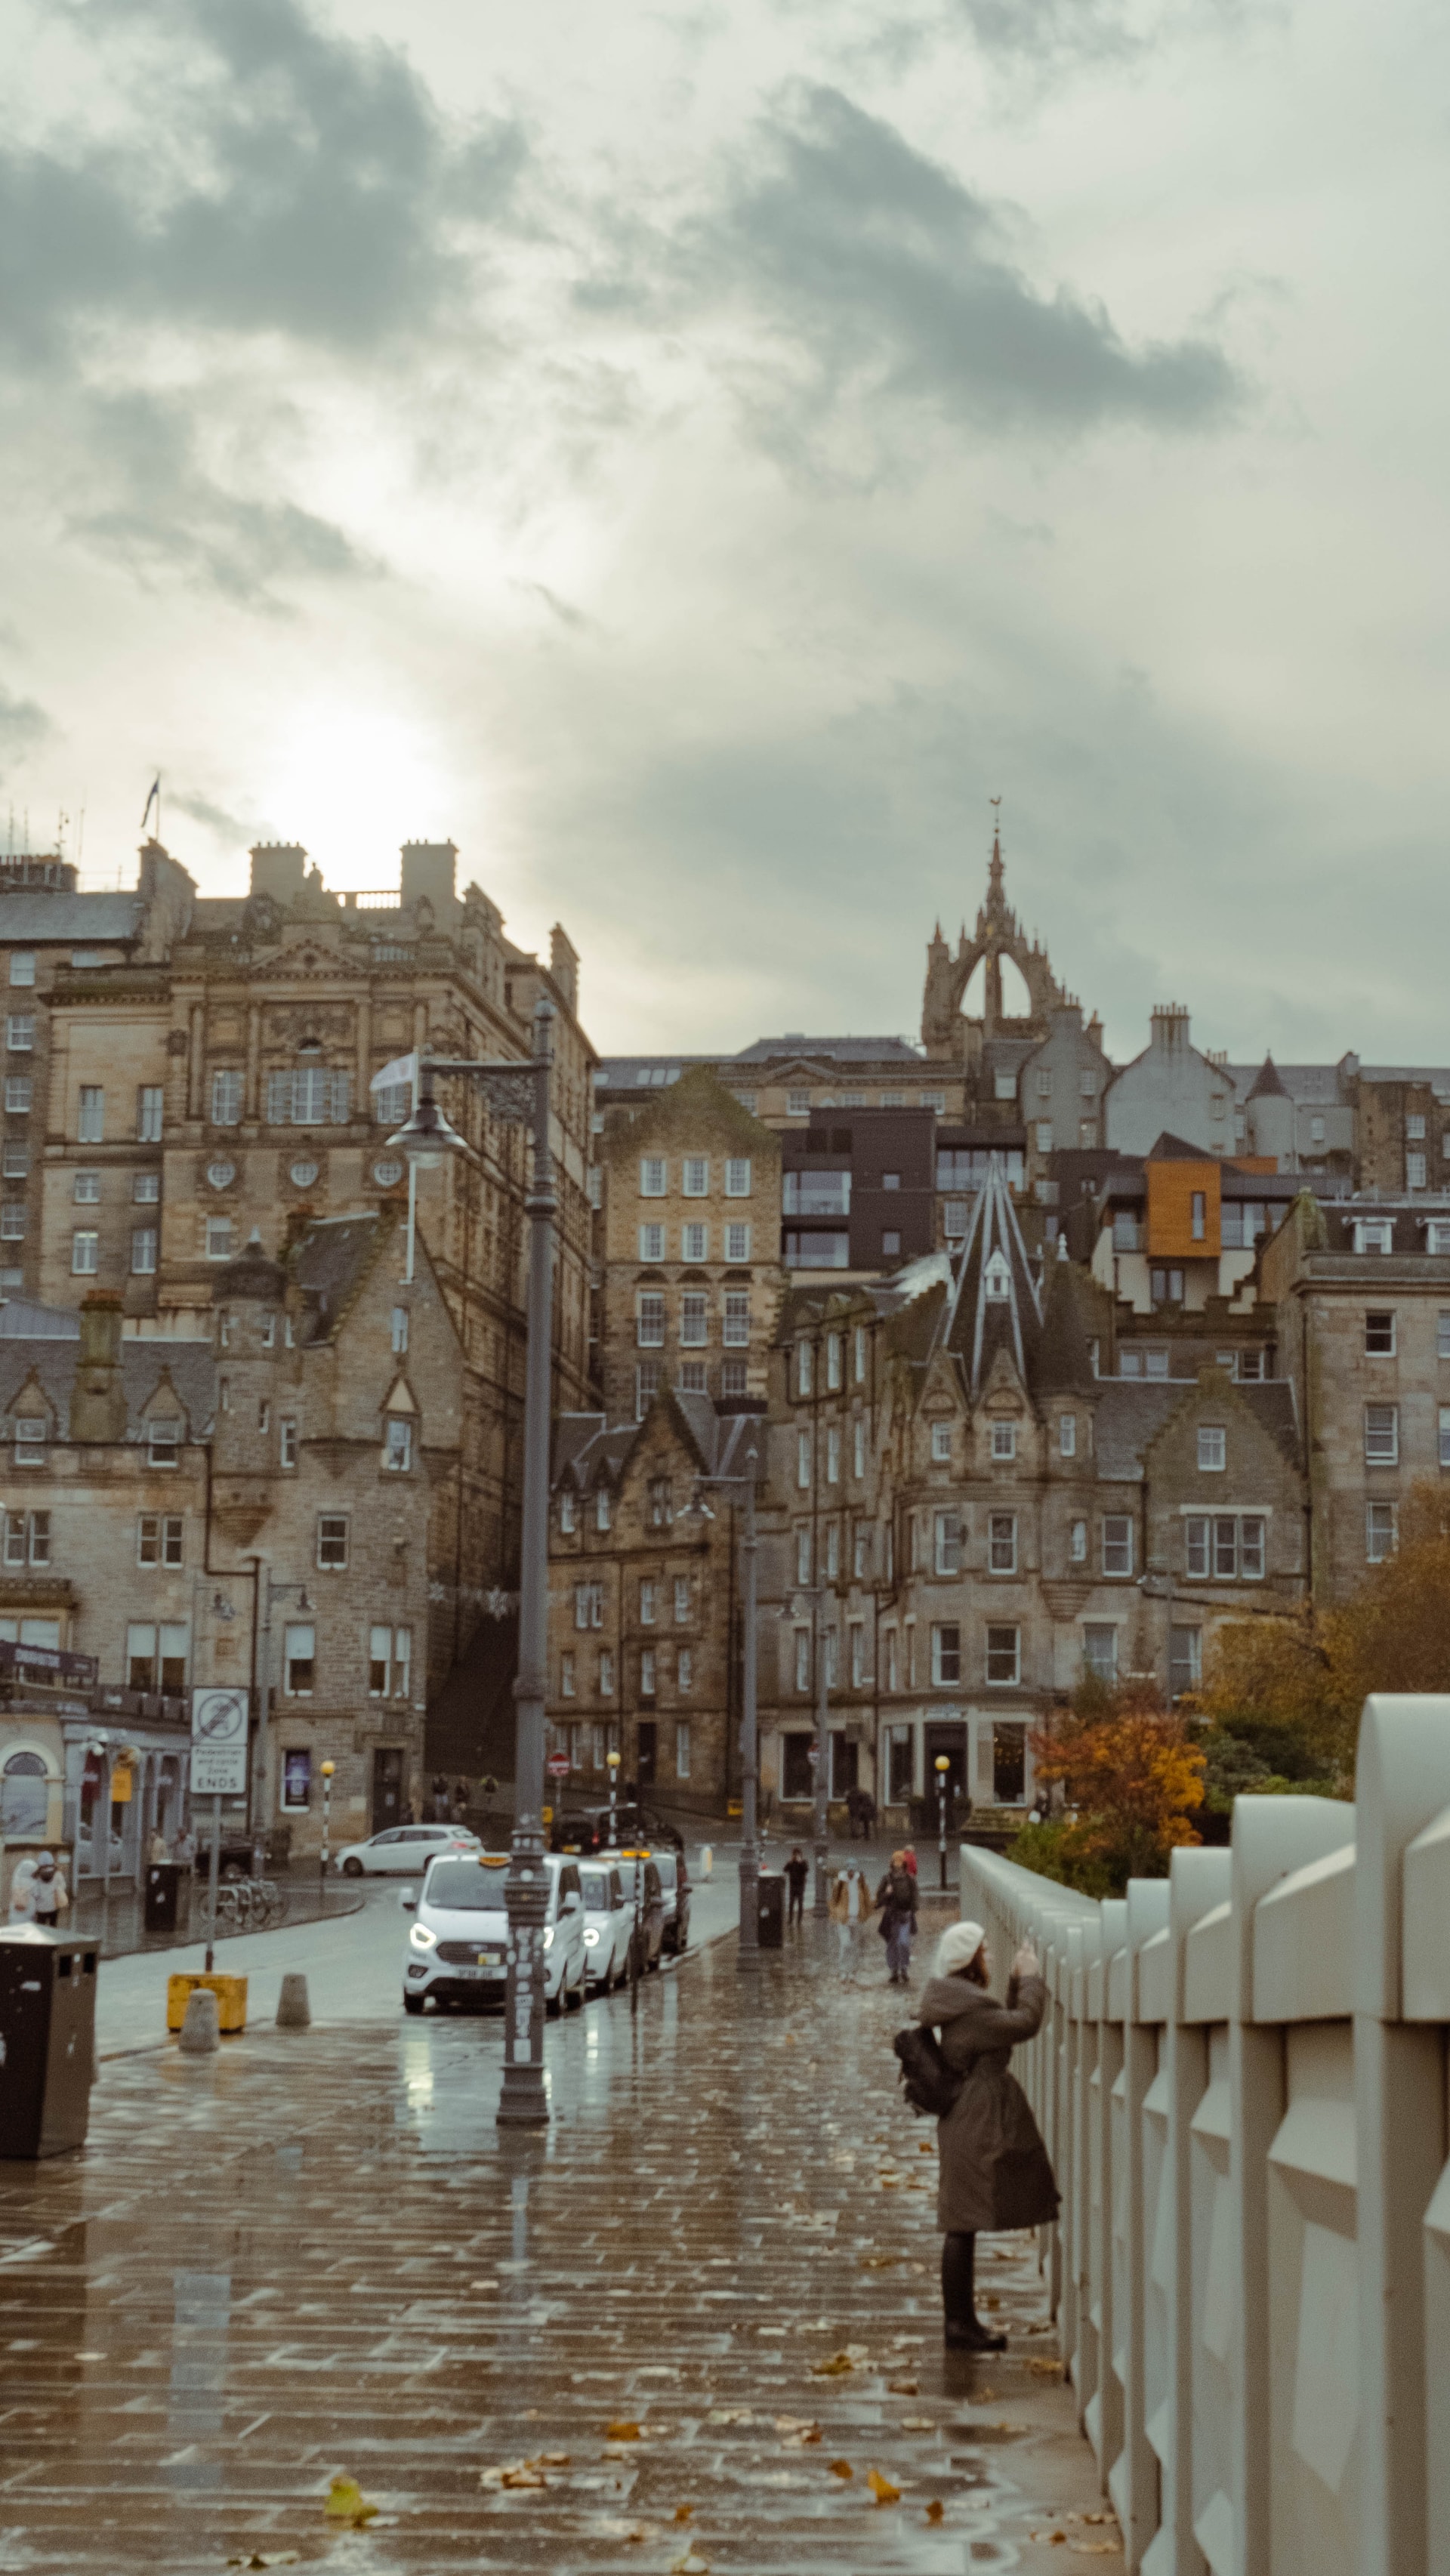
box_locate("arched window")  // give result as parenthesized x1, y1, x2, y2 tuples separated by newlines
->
(1, 1749, 49, 1837)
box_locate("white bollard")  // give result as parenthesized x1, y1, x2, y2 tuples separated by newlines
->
(178, 1988, 220, 2055)
(701, 1845, 713, 1881)
(276, 1973, 310, 2029)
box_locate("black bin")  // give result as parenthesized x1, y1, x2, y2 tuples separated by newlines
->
(757, 1872, 784, 1950)
(0, 1929, 98, 2159)
(143, 1862, 183, 1933)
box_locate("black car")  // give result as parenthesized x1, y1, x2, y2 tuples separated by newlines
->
(651, 1847, 691, 1954)
(549, 1812, 606, 1855)
(587, 1801, 684, 1854)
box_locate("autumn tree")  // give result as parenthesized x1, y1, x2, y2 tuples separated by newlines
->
(1015, 1679, 1206, 1896)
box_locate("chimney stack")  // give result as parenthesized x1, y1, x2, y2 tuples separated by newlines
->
(71, 1291, 127, 1443)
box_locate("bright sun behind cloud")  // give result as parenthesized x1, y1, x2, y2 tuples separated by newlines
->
(255, 699, 464, 891)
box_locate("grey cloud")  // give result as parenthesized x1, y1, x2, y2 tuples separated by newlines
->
(0, 687, 51, 776)
(676, 86, 1240, 450)
(168, 787, 267, 847)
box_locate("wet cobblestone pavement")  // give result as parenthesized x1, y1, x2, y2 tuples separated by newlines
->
(0, 1927, 1123, 2574)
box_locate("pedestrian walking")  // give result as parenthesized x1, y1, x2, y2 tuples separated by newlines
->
(844, 1785, 865, 1840)
(901, 1843, 918, 1877)
(918, 1920, 1058, 2351)
(147, 1826, 169, 1865)
(784, 1845, 809, 1927)
(828, 1864, 873, 1982)
(174, 1825, 197, 1871)
(875, 1850, 918, 1985)
(8, 1851, 69, 1927)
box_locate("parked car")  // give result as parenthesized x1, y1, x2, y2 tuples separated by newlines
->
(401, 1852, 587, 2016)
(607, 1849, 665, 1976)
(651, 1847, 691, 1955)
(578, 1859, 633, 1993)
(336, 1824, 480, 1877)
(585, 1802, 684, 1853)
(549, 1811, 606, 1856)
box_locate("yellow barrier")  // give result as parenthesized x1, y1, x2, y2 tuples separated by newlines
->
(167, 1972, 248, 2035)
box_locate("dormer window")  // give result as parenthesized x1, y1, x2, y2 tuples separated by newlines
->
(991, 1422, 1017, 1461)
(384, 1419, 412, 1473)
(14, 1417, 46, 1467)
(984, 1250, 1011, 1302)
(560, 1492, 577, 1534)
(595, 1489, 612, 1532)
(147, 1420, 181, 1469)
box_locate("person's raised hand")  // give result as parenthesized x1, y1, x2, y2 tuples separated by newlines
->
(1012, 1940, 1039, 1979)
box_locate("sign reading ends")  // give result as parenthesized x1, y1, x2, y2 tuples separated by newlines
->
(190, 1687, 249, 1796)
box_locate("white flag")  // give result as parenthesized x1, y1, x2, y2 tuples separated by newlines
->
(369, 1052, 417, 1094)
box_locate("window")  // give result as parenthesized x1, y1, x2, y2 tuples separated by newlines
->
(279, 1418, 298, 1470)
(673, 1576, 690, 1625)
(1408, 1115, 1427, 1140)
(1310, 1116, 1325, 1146)
(1240, 1516, 1266, 1579)
(1196, 1426, 1226, 1473)
(1102, 1515, 1134, 1576)
(635, 1362, 659, 1420)
(265, 1068, 350, 1126)
(931, 1623, 961, 1685)
(1112, 1211, 1140, 1251)
(933, 1510, 961, 1575)
(1035, 1122, 1053, 1155)
(930, 1421, 952, 1463)
(1170, 1627, 1202, 1695)
(1069, 1518, 1088, 1564)
(11, 1414, 46, 1467)
(984, 1250, 1011, 1303)
(5, 1078, 30, 1114)
(1151, 1267, 1185, 1306)
(721, 1358, 748, 1397)
(723, 1292, 749, 1347)
(1186, 1516, 1210, 1579)
(1365, 1311, 1396, 1356)
(1441, 1406, 1450, 1471)
(1083, 1624, 1118, 1683)
(635, 1220, 665, 1263)
(595, 1489, 612, 1532)
(853, 1325, 867, 1383)
(127, 1621, 184, 1690)
(368, 1624, 412, 1697)
(675, 1718, 692, 1775)
(211, 1069, 243, 1126)
(317, 1516, 349, 1570)
(787, 1090, 810, 1116)
(1408, 1154, 1427, 1189)
(1365, 1405, 1399, 1465)
(560, 1651, 576, 1698)
(1214, 1518, 1237, 1578)
(1080, 1121, 1098, 1149)
(2, 1514, 24, 1567)
(825, 1332, 843, 1390)
(990, 1422, 1017, 1461)
(131, 1228, 157, 1275)
(637, 1294, 665, 1347)
(677, 1651, 693, 1696)
(76, 1084, 103, 1138)
(680, 1294, 708, 1346)
(794, 1526, 813, 1585)
(682, 1157, 708, 1197)
(1191, 1191, 1206, 1242)
(1353, 1220, 1393, 1254)
(987, 1512, 1017, 1574)
(1, 1145, 26, 1179)
(639, 1578, 656, 1626)
(5, 1510, 48, 1567)
(1060, 1413, 1076, 1458)
(794, 1628, 810, 1692)
(74, 1171, 100, 1205)
(993, 1070, 1017, 1102)
(560, 1491, 577, 1535)
(639, 1157, 666, 1196)
(986, 1624, 1020, 1686)
(649, 1476, 672, 1527)
(640, 1648, 656, 1696)
(796, 1340, 813, 1396)
(384, 1418, 412, 1472)
(575, 1581, 603, 1630)
(388, 1306, 409, 1359)
(205, 1218, 233, 1261)
(137, 1086, 164, 1143)
(724, 1222, 751, 1261)
(7, 954, 33, 988)
(682, 1222, 708, 1261)
(6, 1017, 34, 1054)
(0, 1205, 24, 1241)
(71, 1230, 98, 1276)
(1367, 1501, 1397, 1563)
(679, 1361, 708, 1396)
(848, 1622, 865, 1689)
(1440, 1313, 1450, 1360)
(797, 1430, 811, 1490)
(725, 1158, 751, 1197)
(881, 1229, 901, 1257)
(147, 1418, 181, 1467)
(137, 1514, 184, 1568)
(1429, 1223, 1450, 1254)
(853, 1417, 866, 1479)
(853, 1522, 869, 1580)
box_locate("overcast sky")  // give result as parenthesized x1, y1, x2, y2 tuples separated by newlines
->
(2, 0, 1446, 1066)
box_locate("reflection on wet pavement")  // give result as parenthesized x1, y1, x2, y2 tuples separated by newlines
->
(0, 1930, 1122, 2571)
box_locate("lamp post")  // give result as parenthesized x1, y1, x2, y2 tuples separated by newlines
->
(606, 1746, 621, 1849)
(319, 1759, 335, 1881)
(935, 1752, 951, 1892)
(811, 1581, 831, 1917)
(388, 1001, 557, 2127)
(678, 1440, 762, 1968)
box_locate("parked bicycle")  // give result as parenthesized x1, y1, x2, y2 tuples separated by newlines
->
(211, 1877, 283, 1933)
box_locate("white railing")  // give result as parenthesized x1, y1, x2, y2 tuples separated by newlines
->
(960, 1693, 1450, 2576)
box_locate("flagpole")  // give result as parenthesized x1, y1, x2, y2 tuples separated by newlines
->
(405, 1052, 419, 1285)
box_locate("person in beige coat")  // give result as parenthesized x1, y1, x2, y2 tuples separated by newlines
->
(828, 1865, 874, 1982)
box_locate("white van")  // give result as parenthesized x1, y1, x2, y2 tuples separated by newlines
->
(402, 1852, 587, 2016)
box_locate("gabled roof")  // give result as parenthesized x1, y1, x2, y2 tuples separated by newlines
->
(291, 1211, 395, 1345)
(551, 1399, 766, 1491)
(1246, 1054, 1288, 1101)
(1092, 1374, 1300, 1482)
(0, 893, 143, 942)
(937, 1155, 1041, 1397)
(1034, 1249, 1097, 1396)
(1145, 1131, 1217, 1162)
(0, 1337, 214, 1442)
(731, 1034, 923, 1065)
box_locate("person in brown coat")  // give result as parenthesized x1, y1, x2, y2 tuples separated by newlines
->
(918, 1917, 1060, 2352)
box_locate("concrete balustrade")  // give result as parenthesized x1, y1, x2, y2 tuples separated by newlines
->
(959, 1693, 1450, 2576)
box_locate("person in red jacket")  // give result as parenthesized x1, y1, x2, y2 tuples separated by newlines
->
(902, 1845, 918, 1877)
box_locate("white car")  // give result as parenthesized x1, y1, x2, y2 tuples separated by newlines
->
(578, 1859, 633, 1994)
(401, 1851, 588, 2015)
(335, 1823, 480, 1877)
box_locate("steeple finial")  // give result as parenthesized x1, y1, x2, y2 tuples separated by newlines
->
(989, 795, 1004, 899)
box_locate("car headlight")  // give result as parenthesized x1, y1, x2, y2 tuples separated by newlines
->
(584, 1927, 600, 1946)
(409, 1923, 437, 1951)
(542, 1925, 554, 1950)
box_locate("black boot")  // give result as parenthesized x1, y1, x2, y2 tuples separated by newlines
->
(942, 2232, 1007, 2352)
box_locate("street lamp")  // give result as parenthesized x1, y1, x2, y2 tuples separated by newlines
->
(678, 1440, 763, 1968)
(606, 1746, 621, 1848)
(935, 1752, 952, 1892)
(811, 1581, 831, 1917)
(388, 1002, 557, 2127)
(319, 1759, 335, 1880)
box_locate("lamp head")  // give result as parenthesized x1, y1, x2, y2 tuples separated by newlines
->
(934, 1754, 951, 1775)
(319, 1760, 335, 1779)
(386, 1090, 471, 1171)
(606, 1750, 621, 1773)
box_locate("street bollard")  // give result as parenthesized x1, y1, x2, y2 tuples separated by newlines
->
(178, 1988, 220, 2055)
(276, 1973, 310, 2029)
(701, 1845, 713, 1881)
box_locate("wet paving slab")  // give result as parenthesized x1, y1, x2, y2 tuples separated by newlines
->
(0, 1930, 1123, 2574)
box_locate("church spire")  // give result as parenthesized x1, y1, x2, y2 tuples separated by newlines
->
(988, 795, 1004, 905)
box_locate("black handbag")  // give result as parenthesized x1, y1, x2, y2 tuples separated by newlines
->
(892, 2022, 963, 2119)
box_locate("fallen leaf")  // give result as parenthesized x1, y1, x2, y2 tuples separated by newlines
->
(973, 2387, 998, 2402)
(670, 2555, 711, 2574)
(1084, 2513, 1118, 2526)
(810, 2352, 854, 2376)
(868, 2470, 901, 2505)
(228, 2558, 300, 2571)
(606, 2421, 643, 2442)
(773, 2417, 814, 2433)
(886, 2379, 919, 2396)
(324, 2475, 378, 2527)
(828, 2459, 853, 2481)
(1071, 2550, 1118, 2559)
(706, 2407, 752, 2424)
(501, 2468, 548, 2491)
(925, 2500, 945, 2525)
(1026, 2357, 1065, 2379)
(529, 2452, 569, 2466)
(900, 2417, 936, 2431)
(860, 2256, 896, 2269)
(671, 2504, 693, 2523)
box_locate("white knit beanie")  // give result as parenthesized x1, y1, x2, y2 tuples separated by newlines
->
(936, 1919, 987, 1979)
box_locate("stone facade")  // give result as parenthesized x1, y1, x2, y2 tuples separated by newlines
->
(546, 1393, 761, 1812)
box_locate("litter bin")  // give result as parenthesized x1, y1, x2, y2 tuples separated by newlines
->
(0, 1927, 98, 2159)
(144, 1862, 183, 1934)
(757, 1871, 784, 1951)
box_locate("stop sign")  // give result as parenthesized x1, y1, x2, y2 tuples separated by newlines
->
(546, 1753, 570, 1779)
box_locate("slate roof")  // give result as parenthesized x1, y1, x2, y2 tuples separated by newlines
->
(937, 1155, 1041, 1396)
(1225, 1062, 1348, 1106)
(1246, 1054, 1288, 1100)
(1035, 1251, 1098, 1396)
(0, 893, 143, 942)
(0, 1336, 214, 1441)
(0, 1299, 79, 1340)
(1091, 1377, 1300, 1482)
(731, 1035, 924, 1065)
(291, 1213, 393, 1344)
(551, 1403, 765, 1489)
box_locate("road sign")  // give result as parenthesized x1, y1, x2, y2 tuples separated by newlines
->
(546, 1753, 571, 1779)
(190, 1687, 249, 1796)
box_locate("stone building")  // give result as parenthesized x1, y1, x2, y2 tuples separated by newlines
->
(595, 1065, 782, 1422)
(1263, 1189, 1450, 1602)
(546, 1391, 763, 1813)
(1104, 1006, 1238, 1160)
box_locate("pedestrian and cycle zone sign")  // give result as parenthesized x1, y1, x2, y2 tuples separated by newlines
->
(190, 1689, 249, 1795)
